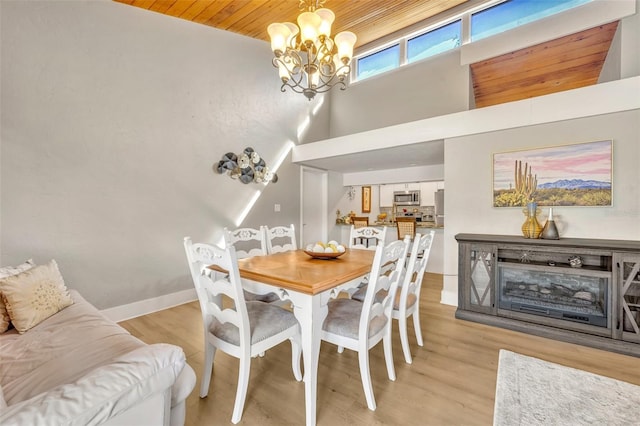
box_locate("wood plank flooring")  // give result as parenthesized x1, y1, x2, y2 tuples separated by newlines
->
(119, 274, 640, 425)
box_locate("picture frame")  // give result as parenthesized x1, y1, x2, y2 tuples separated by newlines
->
(492, 140, 612, 207)
(362, 186, 371, 213)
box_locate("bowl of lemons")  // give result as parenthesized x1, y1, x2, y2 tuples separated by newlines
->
(304, 240, 347, 259)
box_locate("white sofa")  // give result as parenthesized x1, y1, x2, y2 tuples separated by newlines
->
(0, 290, 196, 426)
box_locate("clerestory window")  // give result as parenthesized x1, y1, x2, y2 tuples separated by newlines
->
(352, 0, 593, 83)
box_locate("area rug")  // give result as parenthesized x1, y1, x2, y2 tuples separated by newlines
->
(493, 349, 640, 425)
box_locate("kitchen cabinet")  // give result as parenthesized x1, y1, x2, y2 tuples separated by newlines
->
(397, 183, 420, 191)
(420, 182, 438, 206)
(379, 184, 395, 207)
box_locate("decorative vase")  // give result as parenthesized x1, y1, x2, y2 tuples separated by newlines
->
(521, 202, 542, 239)
(540, 207, 560, 240)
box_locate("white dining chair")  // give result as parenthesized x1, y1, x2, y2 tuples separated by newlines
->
(183, 237, 302, 424)
(223, 226, 281, 304)
(393, 231, 434, 363)
(346, 225, 389, 297)
(348, 225, 387, 251)
(320, 236, 410, 411)
(264, 224, 297, 254)
(223, 227, 268, 259)
(352, 231, 435, 364)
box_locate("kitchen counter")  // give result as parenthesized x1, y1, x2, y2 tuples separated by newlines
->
(338, 222, 444, 229)
(375, 221, 443, 229)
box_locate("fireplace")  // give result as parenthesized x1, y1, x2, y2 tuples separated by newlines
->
(498, 265, 608, 328)
(456, 234, 640, 357)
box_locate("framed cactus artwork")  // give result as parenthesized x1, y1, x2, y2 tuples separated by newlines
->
(492, 140, 612, 207)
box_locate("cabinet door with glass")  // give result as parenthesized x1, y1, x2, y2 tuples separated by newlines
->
(459, 243, 497, 314)
(614, 253, 640, 343)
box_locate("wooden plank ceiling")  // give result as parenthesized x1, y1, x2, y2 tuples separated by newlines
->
(471, 22, 618, 108)
(113, 0, 470, 48)
(114, 1, 618, 108)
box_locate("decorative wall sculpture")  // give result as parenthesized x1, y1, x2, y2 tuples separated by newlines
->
(214, 147, 278, 184)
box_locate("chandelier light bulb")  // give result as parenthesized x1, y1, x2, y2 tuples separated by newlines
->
(298, 11, 321, 45)
(267, 23, 290, 55)
(315, 8, 335, 38)
(309, 69, 320, 88)
(334, 31, 357, 62)
(283, 22, 299, 48)
(277, 61, 291, 82)
(333, 54, 348, 78)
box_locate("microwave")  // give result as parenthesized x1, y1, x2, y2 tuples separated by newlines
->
(394, 190, 420, 206)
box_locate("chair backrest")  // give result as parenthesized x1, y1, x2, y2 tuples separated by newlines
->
(352, 217, 369, 228)
(396, 217, 416, 240)
(349, 225, 387, 251)
(264, 224, 297, 254)
(183, 237, 250, 347)
(398, 231, 435, 311)
(359, 237, 411, 338)
(223, 227, 267, 259)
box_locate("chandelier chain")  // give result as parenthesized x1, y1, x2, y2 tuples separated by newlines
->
(299, 0, 325, 12)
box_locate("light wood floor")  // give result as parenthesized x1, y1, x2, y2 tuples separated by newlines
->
(119, 274, 640, 425)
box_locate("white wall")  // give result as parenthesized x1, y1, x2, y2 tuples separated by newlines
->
(329, 50, 470, 137)
(0, 0, 319, 309)
(622, 0, 640, 78)
(441, 110, 640, 305)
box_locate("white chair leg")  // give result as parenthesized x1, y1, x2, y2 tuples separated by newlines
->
(199, 342, 216, 398)
(413, 309, 424, 347)
(398, 316, 413, 364)
(358, 349, 376, 411)
(290, 335, 303, 381)
(231, 355, 251, 424)
(383, 330, 396, 381)
(337, 346, 344, 353)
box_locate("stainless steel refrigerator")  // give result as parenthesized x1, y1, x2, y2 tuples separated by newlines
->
(435, 189, 444, 227)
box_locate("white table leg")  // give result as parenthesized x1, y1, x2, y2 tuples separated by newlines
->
(290, 293, 327, 426)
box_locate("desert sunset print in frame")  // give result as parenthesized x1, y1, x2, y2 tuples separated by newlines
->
(493, 140, 612, 207)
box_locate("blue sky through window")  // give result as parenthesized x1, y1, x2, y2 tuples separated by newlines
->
(357, 44, 400, 81)
(471, 0, 592, 41)
(408, 20, 461, 63)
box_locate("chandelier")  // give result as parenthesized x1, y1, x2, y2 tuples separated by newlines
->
(267, 0, 357, 100)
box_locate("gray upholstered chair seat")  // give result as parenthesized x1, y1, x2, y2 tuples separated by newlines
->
(351, 286, 416, 310)
(210, 301, 298, 346)
(243, 289, 281, 304)
(323, 299, 386, 339)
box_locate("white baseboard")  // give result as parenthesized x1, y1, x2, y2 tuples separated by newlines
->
(440, 274, 459, 306)
(101, 288, 197, 323)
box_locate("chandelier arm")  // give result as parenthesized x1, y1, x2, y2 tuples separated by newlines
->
(272, 54, 302, 77)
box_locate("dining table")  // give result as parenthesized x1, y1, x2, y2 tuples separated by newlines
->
(232, 248, 376, 426)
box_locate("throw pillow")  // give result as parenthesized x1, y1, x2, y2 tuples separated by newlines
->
(0, 259, 73, 334)
(0, 259, 35, 333)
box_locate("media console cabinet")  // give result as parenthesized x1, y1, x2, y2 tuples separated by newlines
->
(455, 234, 640, 357)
